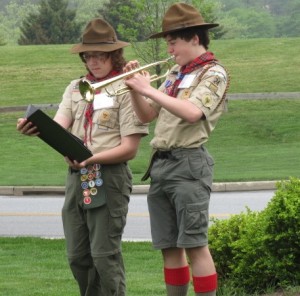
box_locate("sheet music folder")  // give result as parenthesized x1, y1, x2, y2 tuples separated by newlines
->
(25, 105, 93, 162)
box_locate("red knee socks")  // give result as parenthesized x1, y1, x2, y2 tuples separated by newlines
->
(164, 265, 190, 286)
(193, 273, 217, 293)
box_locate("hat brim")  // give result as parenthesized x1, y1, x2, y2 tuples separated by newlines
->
(70, 41, 130, 53)
(149, 23, 219, 39)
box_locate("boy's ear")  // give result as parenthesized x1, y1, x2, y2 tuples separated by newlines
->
(192, 34, 200, 45)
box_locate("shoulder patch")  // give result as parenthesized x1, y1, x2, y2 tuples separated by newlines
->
(201, 93, 213, 108)
(207, 70, 227, 82)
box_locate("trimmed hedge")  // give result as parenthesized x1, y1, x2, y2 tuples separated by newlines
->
(209, 177, 300, 293)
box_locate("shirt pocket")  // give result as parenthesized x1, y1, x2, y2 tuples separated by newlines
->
(71, 92, 87, 120)
(94, 105, 119, 129)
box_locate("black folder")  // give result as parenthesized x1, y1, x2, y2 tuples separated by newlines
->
(24, 105, 93, 162)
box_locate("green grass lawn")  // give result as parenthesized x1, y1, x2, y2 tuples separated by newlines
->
(0, 38, 300, 185)
(1, 38, 300, 108)
(0, 238, 299, 296)
(1, 97, 299, 186)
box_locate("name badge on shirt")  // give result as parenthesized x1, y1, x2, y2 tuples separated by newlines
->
(178, 74, 196, 89)
(93, 93, 115, 110)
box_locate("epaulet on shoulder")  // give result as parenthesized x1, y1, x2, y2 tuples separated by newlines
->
(207, 61, 226, 72)
(213, 61, 224, 67)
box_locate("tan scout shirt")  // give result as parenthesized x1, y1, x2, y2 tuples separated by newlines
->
(56, 78, 149, 154)
(148, 63, 229, 150)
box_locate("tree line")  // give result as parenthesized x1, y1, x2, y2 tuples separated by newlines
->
(0, 0, 299, 47)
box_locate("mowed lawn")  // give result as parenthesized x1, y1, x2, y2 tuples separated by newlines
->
(0, 38, 299, 185)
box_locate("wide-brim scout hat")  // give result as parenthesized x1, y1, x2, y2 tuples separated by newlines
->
(149, 3, 219, 39)
(70, 18, 129, 53)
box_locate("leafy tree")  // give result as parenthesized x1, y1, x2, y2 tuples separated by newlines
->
(69, 0, 107, 29)
(264, 0, 298, 16)
(18, 0, 81, 45)
(272, 1, 300, 37)
(227, 8, 276, 38)
(216, 15, 248, 39)
(0, 0, 39, 45)
(0, 34, 6, 46)
(98, 0, 142, 42)
(218, 0, 300, 38)
(0, 0, 40, 10)
(189, 0, 226, 39)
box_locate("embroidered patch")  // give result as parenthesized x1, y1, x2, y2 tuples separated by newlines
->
(213, 76, 222, 85)
(181, 89, 191, 99)
(201, 93, 213, 108)
(83, 196, 92, 205)
(81, 174, 88, 182)
(205, 81, 218, 93)
(100, 110, 110, 122)
(165, 80, 172, 88)
(208, 70, 227, 82)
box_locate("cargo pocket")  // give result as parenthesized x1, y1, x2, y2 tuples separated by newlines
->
(108, 207, 128, 237)
(184, 203, 208, 235)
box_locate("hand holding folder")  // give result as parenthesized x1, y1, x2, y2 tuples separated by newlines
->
(24, 105, 93, 163)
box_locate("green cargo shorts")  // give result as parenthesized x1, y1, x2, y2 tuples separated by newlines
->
(147, 146, 214, 249)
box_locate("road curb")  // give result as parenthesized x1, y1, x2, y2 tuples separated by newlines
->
(0, 181, 278, 196)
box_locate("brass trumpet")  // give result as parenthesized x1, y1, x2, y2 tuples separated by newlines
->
(79, 56, 174, 102)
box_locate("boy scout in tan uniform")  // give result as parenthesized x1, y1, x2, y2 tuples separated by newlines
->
(17, 19, 148, 296)
(125, 3, 229, 296)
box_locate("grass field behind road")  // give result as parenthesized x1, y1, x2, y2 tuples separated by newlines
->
(1, 97, 299, 186)
(1, 38, 300, 107)
(0, 38, 299, 185)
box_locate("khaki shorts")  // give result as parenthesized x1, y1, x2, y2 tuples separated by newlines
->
(147, 146, 214, 249)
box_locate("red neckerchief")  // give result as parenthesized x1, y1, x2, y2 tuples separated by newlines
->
(168, 51, 216, 97)
(83, 70, 120, 145)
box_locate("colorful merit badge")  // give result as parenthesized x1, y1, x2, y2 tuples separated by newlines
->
(80, 164, 103, 205)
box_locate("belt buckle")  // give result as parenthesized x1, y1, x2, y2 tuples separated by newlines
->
(156, 150, 174, 159)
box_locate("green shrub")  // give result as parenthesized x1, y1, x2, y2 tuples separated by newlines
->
(209, 177, 300, 293)
(263, 178, 300, 287)
(209, 210, 254, 278)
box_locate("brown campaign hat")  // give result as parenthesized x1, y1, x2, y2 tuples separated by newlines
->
(71, 18, 129, 53)
(149, 3, 219, 39)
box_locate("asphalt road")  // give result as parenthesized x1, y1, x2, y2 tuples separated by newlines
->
(0, 190, 275, 240)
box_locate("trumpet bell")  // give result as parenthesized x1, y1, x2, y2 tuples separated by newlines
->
(79, 79, 95, 103)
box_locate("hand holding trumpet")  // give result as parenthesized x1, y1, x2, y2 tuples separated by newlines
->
(123, 60, 152, 96)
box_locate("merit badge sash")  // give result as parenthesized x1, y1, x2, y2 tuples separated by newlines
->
(80, 164, 106, 209)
